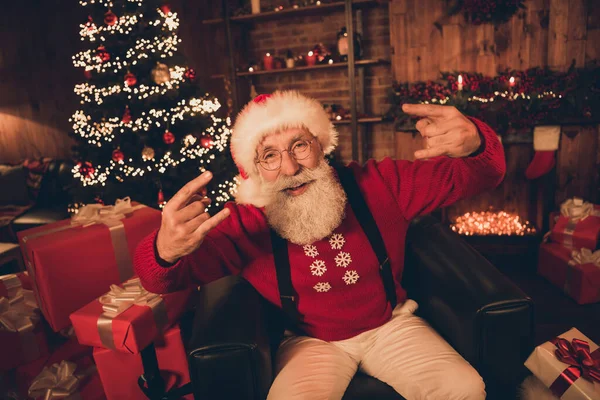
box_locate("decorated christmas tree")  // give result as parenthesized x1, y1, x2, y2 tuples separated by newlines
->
(70, 0, 238, 213)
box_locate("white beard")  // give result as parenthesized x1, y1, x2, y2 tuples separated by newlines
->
(261, 161, 347, 245)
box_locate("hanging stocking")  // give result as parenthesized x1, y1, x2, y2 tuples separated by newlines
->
(525, 126, 560, 180)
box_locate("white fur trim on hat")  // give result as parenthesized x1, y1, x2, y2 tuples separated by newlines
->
(230, 90, 339, 179)
(232, 174, 272, 208)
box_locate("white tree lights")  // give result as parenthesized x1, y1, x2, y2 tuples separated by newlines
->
(70, 0, 238, 210)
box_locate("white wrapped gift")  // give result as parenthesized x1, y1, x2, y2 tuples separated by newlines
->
(524, 327, 600, 400)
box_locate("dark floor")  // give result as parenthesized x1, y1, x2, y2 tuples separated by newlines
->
(476, 245, 600, 346)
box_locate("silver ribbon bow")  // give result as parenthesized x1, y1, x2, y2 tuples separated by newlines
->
(71, 197, 134, 227)
(568, 248, 600, 267)
(0, 289, 38, 333)
(28, 360, 88, 400)
(560, 197, 599, 221)
(96, 277, 168, 349)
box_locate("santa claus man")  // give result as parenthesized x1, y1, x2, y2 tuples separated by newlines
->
(134, 91, 506, 400)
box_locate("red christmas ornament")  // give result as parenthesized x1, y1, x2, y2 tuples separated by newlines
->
(122, 107, 132, 124)
(124, 72, 137, 87)
(84, 69, 92, 79)
(163, 131, 175, 144)
(96, 46, 110, 63)
(184, 68, 196, 80)
(158, 189, 165, 204)
(78, 161, 95, 178)
(104, 10, 118, 26)
(200, 135, 213, 148)
(86, 16, 95, 31)
(94, 196, 104, 205)
(112, 148, 125, 162)
(160, 4, 171, 15)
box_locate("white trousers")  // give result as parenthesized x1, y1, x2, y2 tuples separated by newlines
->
(267, 300, 486, 400)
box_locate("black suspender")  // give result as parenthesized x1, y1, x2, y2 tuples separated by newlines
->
(270, 229, 303, 324)
(270, 164, 397, 328)
(334, 165, 398, 309)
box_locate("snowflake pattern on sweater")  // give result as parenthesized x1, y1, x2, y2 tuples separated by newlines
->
(310, 260, 327, 276)
(303, 245, 319, 258)
(329, 233, 345, 250)
(335, 251, 352, 268)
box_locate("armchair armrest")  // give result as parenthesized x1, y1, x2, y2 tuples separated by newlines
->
(402, 216, 534, 392)
(185, 275, 282, 400)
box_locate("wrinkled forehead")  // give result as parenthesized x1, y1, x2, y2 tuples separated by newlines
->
(257, 126, 312, 151)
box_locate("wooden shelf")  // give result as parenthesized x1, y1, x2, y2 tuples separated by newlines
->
(203, 0, 382, 25)
(332, 116, 391, 125)
(210, 59, 389, 79)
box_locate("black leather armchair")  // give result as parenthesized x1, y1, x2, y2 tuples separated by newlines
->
(11, 160, 73, 233)
(185, 215, 535, 400)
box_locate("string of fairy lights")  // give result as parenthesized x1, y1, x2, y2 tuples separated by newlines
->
(72, 1, 239, 209)
(75, 65, 186, 104)
(71, 97, 222, 145)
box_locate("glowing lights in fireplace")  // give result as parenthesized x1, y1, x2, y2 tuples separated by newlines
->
(450, 211, 536, 236)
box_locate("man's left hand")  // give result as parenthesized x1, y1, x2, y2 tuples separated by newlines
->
(402, 104, 482, 160)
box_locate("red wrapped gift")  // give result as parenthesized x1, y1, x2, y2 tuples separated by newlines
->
(538, 243, 600, 305)
(17, 198, 161, 332)
(93, 324, 192, 400)
(15, 337, 105, 400)
(70, 277, 192, 354)
(0, 272, 32, 298)
(0, 284, 50, 372)
(550, 198, 600, 250)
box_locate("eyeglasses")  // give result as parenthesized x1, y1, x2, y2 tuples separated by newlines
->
(255, 138, 315, 171)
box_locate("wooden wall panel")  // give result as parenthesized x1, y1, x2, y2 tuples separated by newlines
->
(555, 126, 600, 206)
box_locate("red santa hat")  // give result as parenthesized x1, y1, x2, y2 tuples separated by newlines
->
(230, 90, 339, 207)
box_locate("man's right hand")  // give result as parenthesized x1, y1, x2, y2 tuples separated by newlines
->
(156, 171, 231, 264)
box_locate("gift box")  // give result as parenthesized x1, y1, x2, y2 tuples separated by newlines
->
(93, 324, 192, 400)
(1, 283, 50, 372)
(70, 276, 192, 354)
(15, 336, 105, 400)
(17, 198, 161, 332)
(538, 243, 600, 305)
(0, 271, 32, 298)
(524, 327, 600, 400)
(550, 198, 600, 250)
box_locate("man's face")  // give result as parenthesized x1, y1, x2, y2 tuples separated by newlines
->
(256, 127, 322, 197)
(257, 128, 347, 245)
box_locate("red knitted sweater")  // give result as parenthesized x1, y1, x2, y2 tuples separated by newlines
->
(134, 119, 506, 341)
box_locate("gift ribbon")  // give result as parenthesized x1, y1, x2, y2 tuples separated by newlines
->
(565, 248, 600, 301)
(96, 277, 168, 350)
(548, 337, 600, 397)
(560, 198, 600, 249)
(28, 360, 96, 400)
(0, 288, 41, 362)
(20, 198, 146, 321)
(0, 273, 23, 298)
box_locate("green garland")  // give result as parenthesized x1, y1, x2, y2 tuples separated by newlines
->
(385, 65, 600, 134)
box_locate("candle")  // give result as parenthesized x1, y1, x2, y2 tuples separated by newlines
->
(457, 75, 463, 91)
(306, 51, 317, 66)
(509, 76, 516, 87)
(263, 53, 273, 70)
